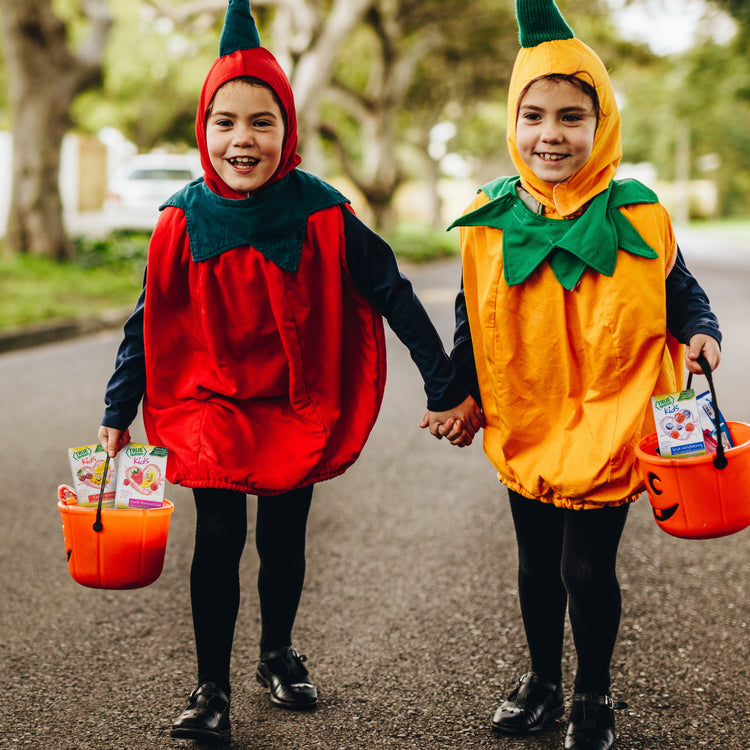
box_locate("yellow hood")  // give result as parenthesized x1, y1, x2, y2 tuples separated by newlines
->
(507, 38, 621, 217)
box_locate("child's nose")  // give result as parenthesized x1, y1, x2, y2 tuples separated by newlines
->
(540, 121, 563, 142)
(233, 125, 255, 145)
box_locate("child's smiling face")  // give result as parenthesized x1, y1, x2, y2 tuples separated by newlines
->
(206, 79, 285, 195)
(516, 78, 597, 185)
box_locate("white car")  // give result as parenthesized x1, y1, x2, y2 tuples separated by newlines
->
(104, 153, 202, 231)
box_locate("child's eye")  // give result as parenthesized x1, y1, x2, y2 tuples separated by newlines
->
(214, 118, 233, 128)
(521, 112, 541, 122)
(253, 118, 273, 128)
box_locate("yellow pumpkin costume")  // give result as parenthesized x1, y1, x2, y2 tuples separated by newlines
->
(451, 3, 688, 509)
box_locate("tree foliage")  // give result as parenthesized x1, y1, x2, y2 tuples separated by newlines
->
(71, 2, 222, 148)
(616, 0, 750, 217)
(710, 0, 750, 30)
(3, 0, 750, 258)
(319, 0, 518, 227)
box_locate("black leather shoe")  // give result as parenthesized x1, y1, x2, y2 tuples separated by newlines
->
(170, 682, 231, 744)
(256, 646, 318, 709)
(491, 672, 564, 735)
(564, 692, 627, 750)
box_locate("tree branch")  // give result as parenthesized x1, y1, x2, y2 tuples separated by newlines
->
(319, 122, 365, 191)
(141, 0, 275, 25)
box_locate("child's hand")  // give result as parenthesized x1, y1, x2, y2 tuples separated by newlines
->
(98, 425, 131, 458)
(419, 395, 485, 447)
(685, 334, 721, 375)
(442, 418, 474, 447)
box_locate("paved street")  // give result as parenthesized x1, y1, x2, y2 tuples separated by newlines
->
(1, 242, 749, 749)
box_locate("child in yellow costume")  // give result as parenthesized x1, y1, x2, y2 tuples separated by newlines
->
(426, 1, 722, 748)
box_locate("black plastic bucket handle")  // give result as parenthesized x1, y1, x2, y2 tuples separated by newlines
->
(686, 354, 727, 470)
(93, 454, 110, 532)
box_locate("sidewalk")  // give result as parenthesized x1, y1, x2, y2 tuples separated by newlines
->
(0, 306, 131, 354)
(676, 225, 750, 270)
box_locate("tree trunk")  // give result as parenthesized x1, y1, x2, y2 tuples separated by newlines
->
(0, 0, 110, 258)
(269, 0, 374, 155)
(369, 196, 396, 235)
(317, 7, 442, 233)
(423, 148, 443, 230)
(359, 112, 400, 233)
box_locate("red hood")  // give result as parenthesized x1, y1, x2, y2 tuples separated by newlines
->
(196, 47, 302, 199)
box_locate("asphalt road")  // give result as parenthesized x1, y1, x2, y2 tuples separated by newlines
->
(2, 240, 749, 750)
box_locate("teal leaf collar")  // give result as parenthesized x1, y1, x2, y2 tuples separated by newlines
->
(449, 177, 659, 290)
(162, 170, 349, 271)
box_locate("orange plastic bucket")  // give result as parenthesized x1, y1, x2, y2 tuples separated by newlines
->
(636, 422, 750, 539)
(58, 499, 174, 589)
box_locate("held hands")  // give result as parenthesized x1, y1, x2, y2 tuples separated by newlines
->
(419, 395, 485, 448)
(685, 334, 721, 375)
(98, 425, 131, 458)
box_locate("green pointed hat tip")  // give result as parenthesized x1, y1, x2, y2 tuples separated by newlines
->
(219, 0, 261, 56)
(516, 0, 574, 47)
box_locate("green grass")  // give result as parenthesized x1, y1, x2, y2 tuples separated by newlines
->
(0, 232, 148, 331)
(382, 223, 459, 263)
(680, 218, 750, 237)
(0, 254, 143, 329)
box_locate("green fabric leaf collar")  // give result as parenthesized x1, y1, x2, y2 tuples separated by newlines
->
(162, 170, 349, 271)
(449, 177, 659, 290)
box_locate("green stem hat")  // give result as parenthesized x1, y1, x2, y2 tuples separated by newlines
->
(516, 0, 574, 47)
(219, 0, 261, 55)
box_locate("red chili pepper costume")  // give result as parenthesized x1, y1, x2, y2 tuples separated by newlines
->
(142, 206, 387, 495)
(103, 2, 467, 495)
(136, 25, 391, 494)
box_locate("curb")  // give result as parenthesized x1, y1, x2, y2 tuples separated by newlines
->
(0, 309, 131, 355)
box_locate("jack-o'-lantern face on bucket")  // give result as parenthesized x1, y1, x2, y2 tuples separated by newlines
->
(646, 471, 679, 525)
(640, 423, 750, 540)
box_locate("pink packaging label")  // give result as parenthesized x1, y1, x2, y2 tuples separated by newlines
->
(115, 443, 169, 510)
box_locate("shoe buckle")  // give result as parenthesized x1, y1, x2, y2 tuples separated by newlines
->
(573, 693, 628, 711)
(291, 648, 308, 664)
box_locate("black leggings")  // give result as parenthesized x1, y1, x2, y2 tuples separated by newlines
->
(508, 489, 629, 694)
(190, 485, 313, 694)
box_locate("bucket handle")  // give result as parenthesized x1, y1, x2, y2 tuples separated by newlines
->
(93, 454, 110, 533)
(686, 354, 727, 470)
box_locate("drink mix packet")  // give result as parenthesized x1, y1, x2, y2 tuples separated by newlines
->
(651, 389, 706, 458)
(68, 444, 116, 508)
(115, 443, 168, 509)
(695, 390, 735, 453)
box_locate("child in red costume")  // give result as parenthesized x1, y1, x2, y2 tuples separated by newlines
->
(97, 0, 481, 743)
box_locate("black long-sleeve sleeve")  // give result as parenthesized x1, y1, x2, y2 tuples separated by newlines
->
(450, 281, 481, 405)
(341, 207, 468, 411)
(665, 246, 722, 346)
(102, 283, 146, 430)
